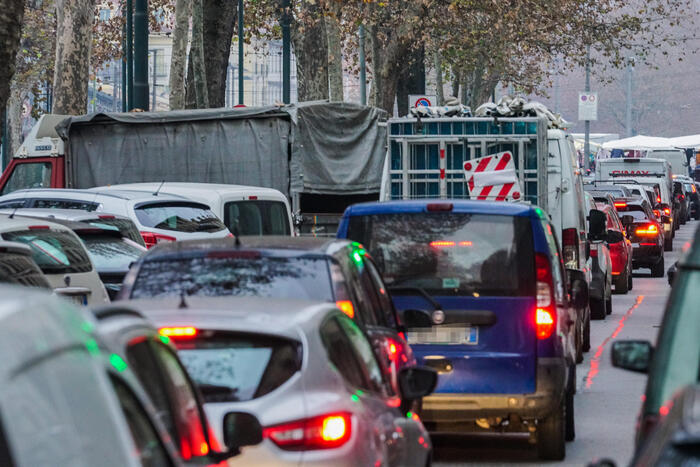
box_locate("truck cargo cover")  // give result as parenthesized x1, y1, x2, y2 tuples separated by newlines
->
(55, 102, 387, 196)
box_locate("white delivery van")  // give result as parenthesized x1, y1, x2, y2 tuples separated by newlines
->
(596, 158, 673, 199)
(647, 149, 689, 176)
(94, 182, 294, 236)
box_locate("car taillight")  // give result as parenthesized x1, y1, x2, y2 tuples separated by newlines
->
(426, 203, 453, 212)
(635, 224, 659, 236)
(140, 231, 176, 249)
(653, 209, 660, 218)
(335, 300, 355, 318)
(535, 253, 556, 340)
(263, 413, 352, 450)
(159, 326, 198, 338)
(562, 228, 578, 269)
(663, 207, 671, 216)
(589, 248, 598, 257)
(614, 202, 627, 208)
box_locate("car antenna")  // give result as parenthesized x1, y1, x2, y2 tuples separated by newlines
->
(8, 207, 18, 219)
(178, 291, 188, 309)
(153, 180, 165, 196)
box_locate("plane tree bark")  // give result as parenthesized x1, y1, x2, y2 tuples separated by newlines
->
(0, 0, 26, 114)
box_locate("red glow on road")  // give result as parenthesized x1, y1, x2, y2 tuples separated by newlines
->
(585, 295, 645, 389)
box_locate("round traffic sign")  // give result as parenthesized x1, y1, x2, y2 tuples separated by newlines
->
(415, 97, 432, 107)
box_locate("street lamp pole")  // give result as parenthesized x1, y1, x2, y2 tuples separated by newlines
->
(238, 0, 244, 105)
(584, 46, 591, 172)
(125, 0, 133, 110)
(132, 0, 149, 110)
(359, 24, 366, 105)
(281, 0, 290, 104)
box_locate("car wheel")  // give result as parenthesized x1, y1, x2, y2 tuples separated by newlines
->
(590, 298, 605, 320)
(565, 366, 576, 441)
(575, 318, 583, 364)
(651, 257, 665, 278)
(614, 271, 629, 294)
(605, 295, 612, 315)
(582, 314, 591, 352)
(628, 269, 633, 291)
(538, 398, 566, 460)
(664, 237, 673, 252)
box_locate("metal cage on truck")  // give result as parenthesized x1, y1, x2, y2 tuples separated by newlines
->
(383, 116, 549, 212)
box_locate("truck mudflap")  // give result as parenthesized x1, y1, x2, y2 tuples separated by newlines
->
(419, 357, 567, 424)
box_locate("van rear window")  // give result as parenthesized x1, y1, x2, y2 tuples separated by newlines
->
(347, 213, 534, 296)
(224, 200, 290, 236)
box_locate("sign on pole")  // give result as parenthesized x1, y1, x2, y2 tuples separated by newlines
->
(409, 95, 437, 109)
(578, 92, 598, 121)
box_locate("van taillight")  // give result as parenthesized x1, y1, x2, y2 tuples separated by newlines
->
(562, 228, 578, 269)
(535, 253, 556, 340)
(263, 413, 352, 450)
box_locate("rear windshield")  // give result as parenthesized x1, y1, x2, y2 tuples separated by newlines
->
(80, 235, 145, 271)
(617, 205, 648, 221)
(134, 202, 226, 233)
(224, 200, 290, 236)
(86, 217, 145, 246)
(1, 229, 92, 274)
(130, 255, 333, 300)
(0, 252, 51, 288)
(347, 213, 534, 296)
(175, 333, 302, 403)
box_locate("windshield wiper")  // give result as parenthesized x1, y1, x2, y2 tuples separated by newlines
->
(387, 286, 443, 311)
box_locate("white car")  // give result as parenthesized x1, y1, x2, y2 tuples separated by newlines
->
(92, 182, 294, 236)
(0, 214, 109, 306)
(0, 188, 231, 248)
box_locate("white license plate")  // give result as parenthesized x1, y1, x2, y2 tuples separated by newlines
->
(407, 326, 479, 345)
(68, 295, 88, 306)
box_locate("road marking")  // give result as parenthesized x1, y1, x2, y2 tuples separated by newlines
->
(584, 295, 645, 389)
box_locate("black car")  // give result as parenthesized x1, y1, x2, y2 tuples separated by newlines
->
(673, 180, 690, 225)
(685, 181, 700, 220)
(615, 199, 665, 277)
(118, 236, 416, 403)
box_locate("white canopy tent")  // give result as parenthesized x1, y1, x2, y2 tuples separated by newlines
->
(602, 135, 676, 151)
(668, 135, 700, 149)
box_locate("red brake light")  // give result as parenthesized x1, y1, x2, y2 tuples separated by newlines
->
(430, 240, 455, 248)
(98, 215, 115, 219)
(589, 248, 598, 257)
(614, 202, 627, 208)
(336, 300, 355, 318)
(263, 413, 352, 450)
(536, 308, 555, 340)
(653, 209, 660, 218)
(663, 207, 671, 216)
(159, 327, 198, 338)
(426, 203, 453, 212)
(249, 195, 258, 200)
(635, 224, 659, 236)
(28, 225, 50, 230)
(140, 231, 176, 249)
(657, 196, 661, 203)
(535, 253, 556, 340)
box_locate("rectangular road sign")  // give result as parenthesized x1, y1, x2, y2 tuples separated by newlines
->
(578, 92, 598, 121)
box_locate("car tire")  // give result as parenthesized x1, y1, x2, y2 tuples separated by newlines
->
(575, 319, 583, 364)
(538, 398, 566, 460)
(605, 295, 612, 315)
(614, 271, 629, 294)
(628, 270, 633, 291)
(582, 315, 591, 353)
(651, 257, 665, 278)
(664, 237, 673, 252)
(565, 366, 576, 441)
(590, 298, 605, 320)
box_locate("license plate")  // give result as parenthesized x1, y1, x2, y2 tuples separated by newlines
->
(407, 326, 479, 345)
(68, 294, 88, 306)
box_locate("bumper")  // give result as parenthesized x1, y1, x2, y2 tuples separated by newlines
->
(632, 244, 663, 267)
(420, 357, 567, 425)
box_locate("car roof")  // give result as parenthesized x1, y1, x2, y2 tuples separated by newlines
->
(96, 182, 287, 199)
(0, 208, 130, 222)
(141, 235, 351, 260)
(1, 188, 192, 202)
(114, 296, 337, 340)
(0, 213, 74, 233)
(343, 200, 537, 217)
(2, 212, 123, 236)
(0, 285, 98, 380)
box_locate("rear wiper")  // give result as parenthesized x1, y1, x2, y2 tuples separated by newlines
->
(387, 286, 443, 311)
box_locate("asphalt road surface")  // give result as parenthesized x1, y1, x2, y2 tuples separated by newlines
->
(433, 220, 698, 467)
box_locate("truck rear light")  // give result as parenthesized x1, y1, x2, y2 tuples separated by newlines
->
(535, 253, 556, 340)
(426, 203, 453, 212)
(263, 412, 352, 450)
(140, 231, 176, 249)
(562, 228, 578, 269)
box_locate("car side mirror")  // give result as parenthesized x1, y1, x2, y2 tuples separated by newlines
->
(586, 459, 617, 467)
(605, 230, 624, 244)
(588, 209, 606, 240)
(399, 309, 433, 328)
(398, 366, 438, 400)
(611, 340, 653, 373)
(567, 269, 588, 309)
(223, 412, 263, 452)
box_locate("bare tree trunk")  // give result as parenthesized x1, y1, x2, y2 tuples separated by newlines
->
(190, 0, 208, 108)
(7, 87, 25, 156)
(169, 0, 190, 110)
(434, 48, 443, 105)
(326, 10, 343, 102)
(53, 0, 94, 114)
(397, 44, 425, 116)
(203, 0, 235, 107)
(461, 71, 470, 106)
(292, 2, 328, 101)
(451, 67, 460, 99)
(0, 0, 25, 113)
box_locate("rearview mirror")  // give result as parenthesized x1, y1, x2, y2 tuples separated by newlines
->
(588, 209, 606, 240)
(223, 412, 263, 452)
(398, 366, 438, 400)
(605, 230, 624, 244)
(611, 340, 653, 373)
(400, 309, 433, 328)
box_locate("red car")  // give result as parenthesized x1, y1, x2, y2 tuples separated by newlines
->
(597, 202, 634, 293)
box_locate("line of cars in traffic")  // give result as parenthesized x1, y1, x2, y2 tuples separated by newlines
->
(0, 167, 690, 464)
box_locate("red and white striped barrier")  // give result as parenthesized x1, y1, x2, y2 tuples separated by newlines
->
(464, 151, 522, 201)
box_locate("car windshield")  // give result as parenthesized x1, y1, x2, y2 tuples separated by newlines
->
(80, 235, 145, 271)
(1, 229, 92, 274)
(134, 202, 226, 233)
(617, 205, 649, 221)
(130, 255, 333, 300)
(0, 252, 51, 288)
(0, 162, 52, 195)
(175, 333, 301, 403)
(224, 200, 290, 236)
(347, 213, 534, 296)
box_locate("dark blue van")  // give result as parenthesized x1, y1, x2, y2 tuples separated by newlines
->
(338, 200, 579, 460)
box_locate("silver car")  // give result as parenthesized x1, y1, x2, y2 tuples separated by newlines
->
(123, 296, 435, 467)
